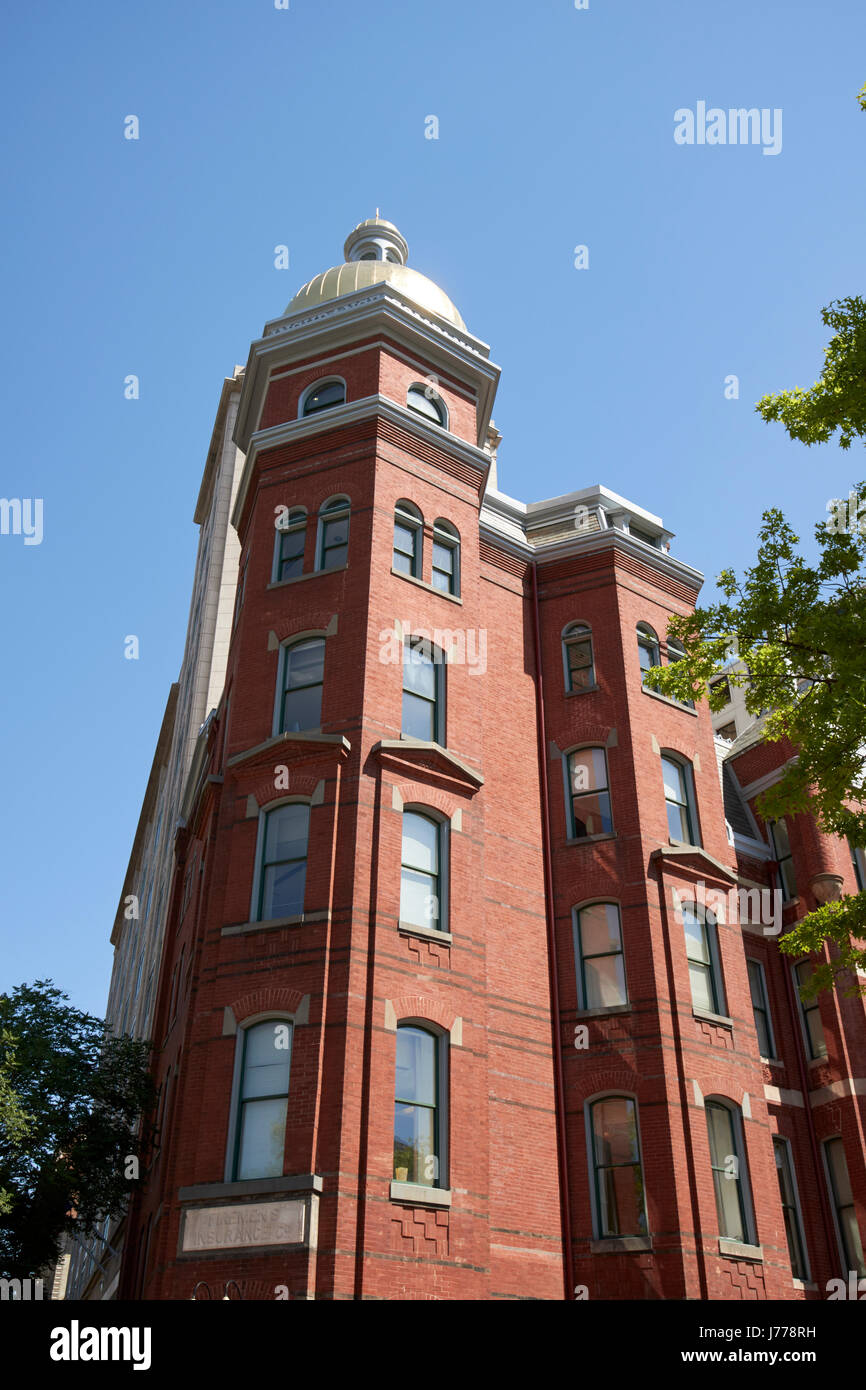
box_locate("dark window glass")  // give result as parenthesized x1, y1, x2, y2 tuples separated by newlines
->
(793, 961, 827, 1059)
(564, 624, 594, 692)
(393, 506, 421, 577)
(747, 959, 774, 1058)
(774, 1139, 808, 1280)
(303, 380, 345, 415)
(769, 819, 797, 900)
(258, 803, 309, 921)
(590, 1097, 647, 1237)
(637, 625, 660, 682)
(276, 512, 306, 581)
(280, 638, 324, 733)
(567, 748, 612, 837)
(317, 500, 350, 571)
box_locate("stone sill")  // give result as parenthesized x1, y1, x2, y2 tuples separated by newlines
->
(807, 1053, 829, 1066)
(221, 910, 329, 937)
(590, 1236, 652, 1254)
(693, 1008, 734, 1030)
(390, 567, 462, 604)
(792, 1278, 818, 1291)
(566, 831, 617, 847)
(565, 685, 600, 698)
(719, 1238, 763, 1262)
(575, 1003, 631, 1019)
(179, 1174, 323, 1203)
(761, 1056, 784, 1068)
(267, 563, 348, 589)
(641, 685, 698, 715)
(390, 1181, 451, 1208)
(398, 921, 453, 944)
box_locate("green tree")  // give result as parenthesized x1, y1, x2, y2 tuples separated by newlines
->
(0, 980, 155, 1278)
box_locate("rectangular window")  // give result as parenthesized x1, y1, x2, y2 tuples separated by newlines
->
(747, 959, 775, 1059)
(276, 524, 305, 581)
(567, 748, 613, 838)
(716, 720, 737, 741)
(278, 638, 325, 734)
(431, 538, 455, 592)
(684, 904, 725, 1015)
(769, 819, 797, 900)
(706, 1102, 752, 1243)
(710, 677, 732, 705)
(773, 1138, 809, 1281)
(394, 1026, 442, 1187)
(402, 638, 444, 744)
(232, 1021, 292, 1181)
(589, 1097, 648, 1237)
(792, 961, 827, 1059)
(256, 803, 310, 921)
(824, 1137, 866, 1276)
(400, 811, 445, 933)
(574, 903, 627, 1009)
(662, 756, 697, 844)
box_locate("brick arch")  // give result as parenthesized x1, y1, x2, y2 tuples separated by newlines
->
(251, 773, 322, 808)
(394, 782, 459, 820)
(575, 1068, 643, 1102)
(272, 612, 335, 645)
(561, 728, 614, 751)
(388, 995, 458, 1033)
(233, 987, 307, 1024)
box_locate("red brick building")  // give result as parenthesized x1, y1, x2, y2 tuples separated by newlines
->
(117, 219, 866, 1301)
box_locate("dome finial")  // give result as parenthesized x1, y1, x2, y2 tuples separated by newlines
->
(344, 216, 408, 266)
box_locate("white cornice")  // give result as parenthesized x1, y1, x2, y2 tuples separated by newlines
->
(234, 286, 500, 455)
(230, 394, 492, 532)
(478, 506, 704, 591)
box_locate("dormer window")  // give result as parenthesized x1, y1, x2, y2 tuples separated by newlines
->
(301, 379, 346, 417)
(407, 384, 446, 427)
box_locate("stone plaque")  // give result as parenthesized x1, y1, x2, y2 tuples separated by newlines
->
(182, 1199, 305, 1252)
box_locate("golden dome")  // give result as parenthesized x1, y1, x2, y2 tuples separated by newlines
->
(286, 260, 466, 331)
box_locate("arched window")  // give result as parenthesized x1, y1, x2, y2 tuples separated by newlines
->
(394, 1024, 446, 1187)
(588, 1096, 648, 1238)
(400, 810, 448, 934)
(402, 636, 445, 744)
(407, 383, 447, 427)
(637, 623, 660, 682)
(393, 501, 423, 578)
(276, 637, 325, 734)
(661, 753, 698, 845)
(229, 1019, 293, 1181)
(254, 802, 310, 922)
(706, 1099, 755, 1244)
(573, 902, 627, 1009)
(565, 747, 612, 838)
(562, 622, 594, 692)
(301, 378, 346, 417)
(432, 519, 460, 596)
(682, 902, 725, 1015)
(316, 496, 350, 571)
(273, 507, 306, 582)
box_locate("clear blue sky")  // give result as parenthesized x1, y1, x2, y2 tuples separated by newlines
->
(1, 0, 863, 1017)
